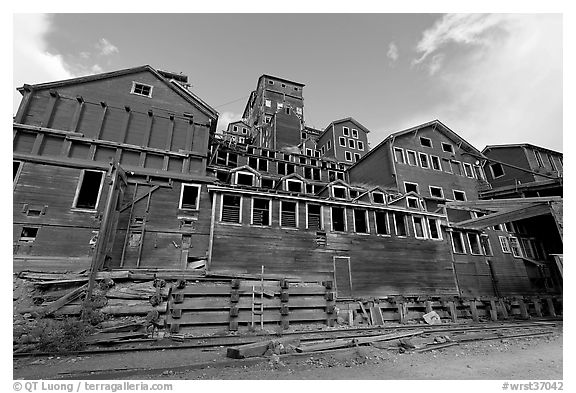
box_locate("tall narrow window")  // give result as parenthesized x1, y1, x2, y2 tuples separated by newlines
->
(393, 147, 405, 164)
(467, 233, 482, 255)
(429, 186, 444, 198)
(431, 156, 441, 171)
(348, 139, 355, 149)
(307, 204, 322, 230)
(345, 151, 352, 161)
(509, 237, 523, 257)
(394, 213, 407, 237)
(442, 158, 452, 173)
(463, 163, 474, 178)
(372, 192, 385, 204)
(179, 184, 201, 210)
(480, 235, 493, 256)
(353, 209, 368, 233)
(281, 201, 297, 228)
(331, 207, 346, 232)
(427, 218, 441, 240)
(374, 212, 389, 235)
(534, 150, 544, 167)
(412, 216, 427, 239)
(352, 129, 358, 138)
(252, 198, 271, 226)
(452, 161, 463, 176)
(339, 137, 346, 147)
(221, 195, 241, 223)
(406, 151, 418, 166)
(14, 161, 22, 185)
(342, 127, 350, 136)
(499, 236, 511, 253)
(520, 238, 535, 259)
(73, 170, 104, 210)
(419, 153, 429, 168)
(354, 153, 361, 162)
(357, 141, 364, 150)
(547, 154, 557, 171)
(451, 232, 466, 254)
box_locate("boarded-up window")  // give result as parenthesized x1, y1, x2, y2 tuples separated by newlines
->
(353, 209, 368, 233)
(375, 212, 389, 235)
(307, 204, 322, 230)
(452, 232, 466, 254)
(73, 170, 104, 209)
(394, 213, 407, 236)
(281, 201, 297, 228)
(252, 198, 270, 226)
(179, 184, 200, 210)
(221, 195, 241, 223)
(442, 158, 453, 173)
(331, 207, 346, 232)
(467, 233, 482, 255)
(452, 161, 463, 176)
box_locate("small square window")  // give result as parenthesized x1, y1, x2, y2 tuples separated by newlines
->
(490, 163, 505, 178)
(441, 142, 454, 153)
(236, 172, 255, 186)
(404, 182, 419, 193)
(333, 186, 347, 199)
(372, 192, 385, 204)
(429, 186, 444, 198)
(407, 197, 420, 209)
(179, 184, 201, 210)
(131, 82, 153, 97)
(342, 127, 350, 136)
(453, 190, 466, 201)
(420, 137, 432, 148)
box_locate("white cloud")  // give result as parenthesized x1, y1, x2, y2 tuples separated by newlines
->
(410, 14, 562, 151)
(386, 42, 398, 63)
(13, 14, 74, 113)
(96, 38, 119, 56)
(216, 111, 241, 133)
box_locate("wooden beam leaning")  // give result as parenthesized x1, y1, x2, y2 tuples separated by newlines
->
(469, 300, 479, 322)
(518, 299, 530, 320)
(489, 300, 498, 321)
(545, 298, 556, 317)
(533, 298, 543, 317)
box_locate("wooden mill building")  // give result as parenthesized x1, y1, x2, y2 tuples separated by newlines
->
(13, 67, 562, 303)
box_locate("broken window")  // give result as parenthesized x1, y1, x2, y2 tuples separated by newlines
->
(331, 207, 346, 232)
(519, 238, 535, 259)
(431, 156, 442, 171)
(252, 198, 271, 226)
(429, 186, 444, 198)
(394, 213, 407, 237)
(375, 212, 389, 235)
(372, 192, 385, 204)
(393, 147, 405, 164)
(453, 190, 466, 202)
(406, 151, 417, 166)
(404, 182, 418, 193)
(281, 201, 297, 228)
(412, 216, 427, 239)
(333, 186, 347, 199)
(509, 237, 523, 258)
(420, 137, 432, 148)
(353, 209, 368, 233)
(73, 170, 104, 210)
(451, 232, 466, 253)
(499, 236, 511, 253)
(221, 195, 241, 223)
(441, 142, 454, 153)
(480, 235, 493, 256)
(427, 218, 441, 240)
(419, 153, 429, 169)
(467, 233, 482, 255)
(131, 82, 153, 97)
(490, 163, 505, 178)
(179, 184, 201, 210)
(307, 204, 322, 230)
(20, 227, 38, 242)
(236, 172, 255, 186)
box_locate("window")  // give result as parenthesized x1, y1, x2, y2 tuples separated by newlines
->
(248, 157, 268, 171)
(354, 153, 361, 162)
(236, 172, 255, 186)
(331, 207, 346, 232)
(453, 190, 466, 201)
(339, 137, 346, 147)
(429, 186, 444, 198)
(427, 218, 442, 240)
(333, 186, 347, 199)
(504, 222, 515, 233)
(452, 161, 463, 176)
(252, 198, 271, 226)
(431, 156, 441, 171)
(303, 167, 313, 180)
(265, 116, 271, 124)
(268, 80, 274, 85)
(353, 209, 369, 233)
(393, 147, 405, 164)
(509, 237, 523, 257)
(221, 195, 241, 223)
(351, 129, 359, 138)
(336, 172, 345, 181)
(281, 83, 286, 88)
(489, 163, 505, 178)
(520, 238, 535, 259)
(265, 99, 271, 107)
(130, 82, 153, 97)
(14, 161, 22, 185)
(345, 151, 352, 162)
(407, 197, 420, 209)
(348, 139, 355, 149)
(372, 192, 385, 204)
(374, 212, 389, 235)
(327, 140, 332, 150)
(238, 137, 245, 144)
(233, 125, 238, 132)
(342, 127, 350, 136)
(307, 204, 322, 230)
(261, 178, 275, 189)
(451, 232, 466, 253)
(179, 184, 201, 210)
(442, 158, 452, 173)
(320, 146, 325, 155)
(463, 163, 474, 178)
(419, 153, 429, 169)
(499, 236, 511, 253)
(357, 141, 364, 151)
(299, 156, 307, 165)
(286, 107, 291, 115)
(277, 103, 283, 110)
(441, 142, 454, 153)
(467, 233, 482, 255)
(406, 151, 418, 166)
(73, 170, 105, 210)
(393, 213, 407, 236)
(420, 137, 432, 148)
(474, 165, 485, 180)
(411, 216, 426, 239)
(286, 179, 303, 193)
(534, 150, 544, 167)
(294, 87, 299, 91)
(547, 154, 557, 171)
(480, 235, 493, 256)
(306, 148, 313, 157)
(242, 128, 248, 135)
(280, 201, 298, 228)
(404, 182, 419, 193)
(20, 227, 39, 243)
(314, 151, 320, 158)
(277, 162, 295, 176)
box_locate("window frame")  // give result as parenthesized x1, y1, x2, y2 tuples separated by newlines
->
(451, 232, 466, 254)
(251, 197, 272, 227)
(374, 211, 390, 236)
(353, 153, 361, 162)
(442, 158, 453, 173)
(453, 190, 467, 202)
(19, 226, 39, 243)
(509, 236, 523, 258)
(406, 196, 420, 209)
(13, 160, 23, 189)
(352, 129, 359, 139)
(339, 136, 346, 147)
(306, 203, 323, 230)
(372, 192, 386, 204)
(489, 163, 505, 179)
(406, 150, 418, 166)
(348, 139, 356, 149)
(429, 185, 444, 199)
(130, 81, 153, 98)
(235, 171, 256, 187)
(280, 200, 299, 229)
(342, 127, 350, 137)
(332, 185, 348, 199)
(441, 142, 454, 153)
(330, 206, 347, 232)
(419, 136, 433, 148)
(534, 150, 544, 167)
(427, 218, 442, 240)
(357, 141, 364, 151)
(285, 178, 304, 193)
(393, 213, 408, 237)
(463, 162, 475, 178)
(178, 183, 202, 211)
(393, 147, 405, 164)
(499, 236, 511, 253)
(353, 208, 369, 234)
(467, 233, 482, 255)
(480, 234, 493, 256)
(344, 151, 352, 162)
(220, 194, 243, 224)
(430, 155, 442, 171)
(412, 216, 428, 239)
(404, 181, 419, 194)
(418, 152, 430, 169)
(72, 169, 106, 211)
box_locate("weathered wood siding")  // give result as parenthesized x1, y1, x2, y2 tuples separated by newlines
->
(348, 140, 396, 188)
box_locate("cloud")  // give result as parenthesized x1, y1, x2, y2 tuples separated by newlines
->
(386, 42, 399, 63)
(96, 38, 119, 56)
(216, 111, 241, 133)
(409, 14, 562, 151)
(13, 14, 74, 113)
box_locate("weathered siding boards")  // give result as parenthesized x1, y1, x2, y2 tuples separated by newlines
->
(483, 147, 535, 187)
(348, 140, 396, 188)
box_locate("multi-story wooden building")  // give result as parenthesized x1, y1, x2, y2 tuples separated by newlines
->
(317, 118, 370, 164)
(221, 120, 252, 145)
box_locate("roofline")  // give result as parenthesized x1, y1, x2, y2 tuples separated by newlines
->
(259, 74, 305, 87)
(482, 143, 563, 156)
(321, 117, 371, 136)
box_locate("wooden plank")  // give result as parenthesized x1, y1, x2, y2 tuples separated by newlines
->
(166, 309, 328, 325)
(498, 299, 509, 319)
(533, 298, 543, 317)
(42, 284, 88, 315)
(489, 300, 498, 321)
(469, 300, 479, 322)
(226, 337, 300, 359)
(171, 296, 327, 310)
(397, 303, 407, 324)
(358, 301, 371, 324)
(370, 306, 384, 326)
(545, 298, 556, 317)
(518, 299, 530, 319)
(448, 301, 458, 322)
(296, 330, 424, 353)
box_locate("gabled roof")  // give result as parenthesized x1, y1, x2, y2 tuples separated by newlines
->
(352, 186, 390, 203)
(322, 117, 371, 136)
(18, 65, 219, 120)
(278, 172, 307, 183)
(482, 143, 562, 156)
(315, 179, 353, 195)
(229, 165, 261, 177)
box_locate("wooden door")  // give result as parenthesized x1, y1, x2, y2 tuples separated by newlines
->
(333, 256, 353, 298)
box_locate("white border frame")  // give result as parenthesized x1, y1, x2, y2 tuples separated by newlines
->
(179, 183, 202, 211)
(72, 169, 106, 211)
(220, 194, 243, 225)
(453, 189, 467, 201)
(499, 235, 511, 253)
(250, 197, 272, 227)
(393, 147, 405, 164)
(412, 216, 428, 239)
(404, 181, 419, 194)
(330, 206, 347, 232)
(429, 185, 444, 199)
(419, 136, 433, 148)
(130, 81, 153, 98)
(305, 203, 323, 230)
(426, 217, 443, 240)
(352, 208, 370, 234)
(374, 211, 390, 236)
(406, 150, 418, 166)
(280, 200, 299, 229)
(392, 212, 407, 238)
(466, 233, 483, 255)
(441, 142, 454, 153)
(430, 155, 442, 171)
(418, 152, 430, 169)
(463, 162, 475, 178)
(451, 232, 467, 254)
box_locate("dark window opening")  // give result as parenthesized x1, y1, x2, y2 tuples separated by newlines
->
(375, 212, 389, 235)
(428, 218, 440, 239)
(481, 235, 493, 256)
(227, 153, 238, 167)
(332, 207, 346, 232)
(490, 163, 505, 178)
(132, 83, 152, 97)
(252, 198, 270, 226)
(419, 153, 429, 168)
(394, 213, 407, 236)
(453, 191, 466, 201)
(442, 143, 454, 153)
(468, 233, 482, 255)
(237, 173, 254, 186)
(248, 157, 258, 169)
(14, 161, 21, 181)
(258, 159, 268, 171)
(312, 168, 321, 181)
(373, 193, 385, 204)
(20, 227, 38, 242)
(354, 209, 368, 233)
(287, 180, 302, 193)
(407, 151, 417, 166)
(333, 187, 347, 199)
(281, 201, 297, 227)
(394, 148, 405, 164)
(216, 171, 228, 183)
(452, 232, 466, 253)
(430, 186, 443, 198)
(261, 178, 274, 189)
(336, 172, 345, 181)
(547, 154, 557, 171)
(221, 195, 241, 223)
(349, 190, 359, 199)
(420, 137, 432, 148)
(413, 216, 426, 238)
(307, 204, 322, 230)
(304, 167, 313, 179)
(74, 170, 104, 209)
(306, 184, 314, 194)
(299, 157, 307, 164)
(405, 183, 418, 193)
(431, 156, 441, 170)
(180, 184, 200, 210)
(464, 163, 474, 177)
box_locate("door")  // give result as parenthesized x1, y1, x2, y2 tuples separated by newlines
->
(333, 256, 353, 298)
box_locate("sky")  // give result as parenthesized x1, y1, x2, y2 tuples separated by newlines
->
(12, 13, 563, 152)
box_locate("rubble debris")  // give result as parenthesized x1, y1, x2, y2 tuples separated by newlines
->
(423, 310, 441, 325)
(227, 337, 301, 359)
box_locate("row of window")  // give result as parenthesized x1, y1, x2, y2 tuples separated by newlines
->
(451, 231, 544, 260)
(418, 136, 454, 153)
(338, 137, 365, 151)
(219, 194, 443, 239)
(342, 127, 360, 139)
(264, 100, 303, 115)
(394, 147, 485, 180)
(404, 181, 467, 201)
(266, 80, 300, 91)
(214, 149, 346, 171)
(344, 151, 362, 163)
(532, 149, 562, 171)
